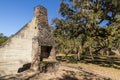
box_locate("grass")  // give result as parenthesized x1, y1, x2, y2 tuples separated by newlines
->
(56, 54, 120, 80)
(56, 54, 120, 69)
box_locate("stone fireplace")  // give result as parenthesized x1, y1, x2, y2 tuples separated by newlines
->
(0, 5, 56, 76)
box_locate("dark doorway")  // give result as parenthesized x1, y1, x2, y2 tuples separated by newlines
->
(41, 46, 52, 58)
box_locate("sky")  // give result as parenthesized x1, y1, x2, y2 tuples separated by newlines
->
(0, 0, 60, 36)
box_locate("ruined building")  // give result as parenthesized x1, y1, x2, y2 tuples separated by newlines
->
(0, 5, 56, 76)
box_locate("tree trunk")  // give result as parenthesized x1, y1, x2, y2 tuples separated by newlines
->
(89, 47, 94, 61)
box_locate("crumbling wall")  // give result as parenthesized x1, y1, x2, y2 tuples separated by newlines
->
(0, 18, 39, 76)
(0, 5, 56, 76)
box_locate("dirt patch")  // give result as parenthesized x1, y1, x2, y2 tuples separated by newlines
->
(0, 63, 111, 80)
(68, 62, 120, 80)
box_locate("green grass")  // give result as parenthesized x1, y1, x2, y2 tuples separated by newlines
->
(56, 55, 120, 69)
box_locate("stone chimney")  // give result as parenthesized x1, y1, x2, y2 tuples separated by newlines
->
(0, 5, 56, 76)
(34, 5, 48, 27)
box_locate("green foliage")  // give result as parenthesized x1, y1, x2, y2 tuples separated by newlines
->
(0, 33, 8, 46)
(53, 0, 120, 64)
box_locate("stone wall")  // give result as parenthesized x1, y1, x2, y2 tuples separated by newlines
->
(0, 5, 55, 76)
(0, 17, 39, 76)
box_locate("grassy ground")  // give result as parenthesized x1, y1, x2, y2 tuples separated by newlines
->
(77, 63, 120, 80)
(56, 54, 120, 80)
(56, 54, 120, 69)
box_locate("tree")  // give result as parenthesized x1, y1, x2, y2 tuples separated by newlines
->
(53, 0, 120, 61)
(0, 33, 8, 46)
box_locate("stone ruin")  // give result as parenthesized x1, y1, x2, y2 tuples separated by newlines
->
(0, 5, 112, 80)
(0, 5, 56, 76)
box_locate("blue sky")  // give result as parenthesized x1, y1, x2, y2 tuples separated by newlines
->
(0, 0, 60, 36)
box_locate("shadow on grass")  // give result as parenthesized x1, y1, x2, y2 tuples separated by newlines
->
(56, 55, 120, 69)
(57, 70, 79, 80)
(81, 56, 120, 69)
(59, 75, 78, 80)
(56, 69, 111, 80)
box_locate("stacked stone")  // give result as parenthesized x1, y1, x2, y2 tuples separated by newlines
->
(0, 5, 56, 76)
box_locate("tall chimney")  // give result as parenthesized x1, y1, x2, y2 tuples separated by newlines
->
(34, 5, 48, 27)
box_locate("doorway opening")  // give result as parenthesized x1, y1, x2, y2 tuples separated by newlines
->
(41, 46, 52, 58)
